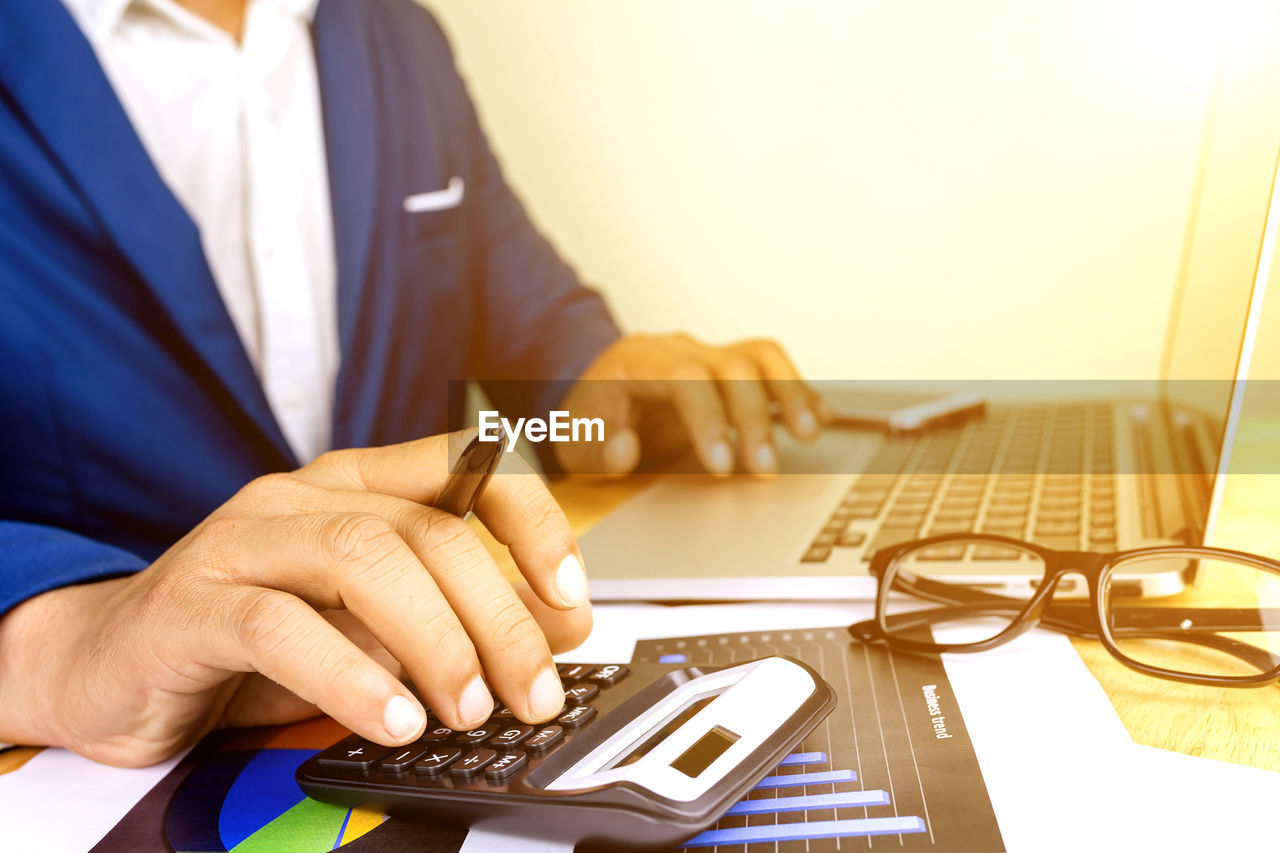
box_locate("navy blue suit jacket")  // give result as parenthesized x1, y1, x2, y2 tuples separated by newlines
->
(0, 0, 620, 614)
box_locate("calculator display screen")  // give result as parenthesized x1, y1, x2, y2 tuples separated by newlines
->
(610, 696, 716, 769)
(670, 726, 739, 778)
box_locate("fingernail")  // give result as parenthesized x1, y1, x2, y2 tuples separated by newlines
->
(710, 441, 733, 474)
(383, 694, 426, 742)
(529, 667, 565, 721)
(555, 554, 590, 607)
(604, 430, 641, 475)
(795, 409, 817, 436)
(457, 676, 493, 728)
(754, 443, 777, 473)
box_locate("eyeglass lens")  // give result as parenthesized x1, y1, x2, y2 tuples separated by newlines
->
(883, 538, 1044, 646)
(1101, 552, 1280, 680)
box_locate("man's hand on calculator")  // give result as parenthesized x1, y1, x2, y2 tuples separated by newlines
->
(0, 434, 590, 767)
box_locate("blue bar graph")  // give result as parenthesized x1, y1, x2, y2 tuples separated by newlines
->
(753, 769, 856, 789)
(682, 817, 928, 847)
(725, 790, 892, 815)
(775, 751, 827, 767)
(687, 745, 928, 849)
(633, 628, 1002, 852)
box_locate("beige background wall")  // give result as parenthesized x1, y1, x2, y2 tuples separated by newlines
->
(424, 0, 1280, 380)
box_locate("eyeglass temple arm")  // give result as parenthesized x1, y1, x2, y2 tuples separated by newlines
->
(849, 606, 1097, 643)
(1053, 603, 1280, 633)
(893, 574, 1279, 632)
(851, 603, 1102, 641)
(1057, 604, 1280, 672)
(854, 604, 1280, 673)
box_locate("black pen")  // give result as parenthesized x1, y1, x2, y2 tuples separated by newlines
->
(435, 431, 506, 518)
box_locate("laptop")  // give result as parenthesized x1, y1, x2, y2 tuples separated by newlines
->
(582, 96, 1280, 602)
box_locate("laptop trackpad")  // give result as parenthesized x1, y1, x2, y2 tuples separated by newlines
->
(581, 430, 883, 583)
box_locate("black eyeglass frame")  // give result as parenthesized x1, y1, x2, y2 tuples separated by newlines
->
(851, 532, 1280, 688)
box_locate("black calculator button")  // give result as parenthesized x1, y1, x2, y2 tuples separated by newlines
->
(564, 683, 599, 706)
(491, 703, 514, 719)
(316, 737, 392, 771)
(524, 725, 564, 754)
(380, 746, 427, 773)
(557, 705, 597, 729)
(587, 664, 629, 687)
(450, 748, 497, 781)
(489, 724, 534, 748)
(414, 746, 462, 777)
(456, 724, 501, 745)
(420, 726, 454, 743)
(484, 751, 528, 782)
(557, 663, 596, 683)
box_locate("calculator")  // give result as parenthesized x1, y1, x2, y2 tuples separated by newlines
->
(296, 656, 835, 850)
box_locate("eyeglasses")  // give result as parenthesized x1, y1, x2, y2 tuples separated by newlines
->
(848, 533, 1280, 687)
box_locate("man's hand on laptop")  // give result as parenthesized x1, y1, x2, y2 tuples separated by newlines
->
(0, 435, 590, 767)
(556, 333, 830, 477)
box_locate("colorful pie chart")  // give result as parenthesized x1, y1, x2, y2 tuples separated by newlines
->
(164, 719, 388, 853)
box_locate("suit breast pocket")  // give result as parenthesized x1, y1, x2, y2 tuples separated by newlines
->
(396, 204, 469, 318)
(400, 177, 466, 241)
(392, 172, 474, 343)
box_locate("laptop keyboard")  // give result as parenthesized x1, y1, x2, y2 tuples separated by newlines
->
(801, 403, 1118, 562)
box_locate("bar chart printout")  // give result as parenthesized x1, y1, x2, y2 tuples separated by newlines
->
(633, 628, 1005, 853)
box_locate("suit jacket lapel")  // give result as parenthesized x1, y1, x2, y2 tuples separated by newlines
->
(313, 0, 378, 430)
(315, 0, 462, 449)
(0, 0, 296, 465)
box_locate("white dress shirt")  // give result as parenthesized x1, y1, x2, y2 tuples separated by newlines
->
(62, 0, 339, 464)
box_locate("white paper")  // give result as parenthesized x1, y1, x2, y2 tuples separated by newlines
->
(568, 604, 1130, 852)
(458, 829, 570, 853)
(576, 604, 1280, 853)
(1111, 745, 1280, 851)
(0, 746, 183, 852)
(3, 603, 1276, 853)
(938, 627, 1136, 852)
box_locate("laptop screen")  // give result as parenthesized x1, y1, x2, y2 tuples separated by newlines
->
(1156, 54, 1280, 535)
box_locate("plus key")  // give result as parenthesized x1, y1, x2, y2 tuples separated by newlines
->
(315, 736, 392, 771)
